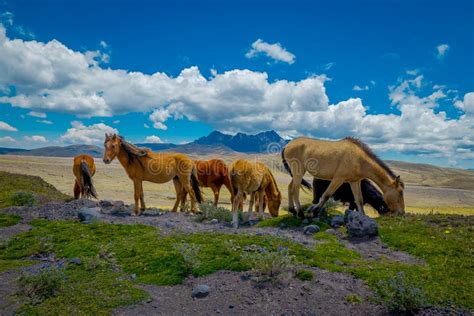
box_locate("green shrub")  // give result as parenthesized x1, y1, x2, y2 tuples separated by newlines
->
(9, 191, 36, 207)
(345, 294, 363, 304)
(295, 269, 314, 281)
(195, 202, 242, 223)
(18, 268, 65, 305)
(378, 272, 428, 312)
(0, 213, 22, 227)
(172, 241, 201, 272)
(241, 246, 295, 283)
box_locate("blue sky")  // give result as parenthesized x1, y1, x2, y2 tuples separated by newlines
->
(0, 0, 473, 168)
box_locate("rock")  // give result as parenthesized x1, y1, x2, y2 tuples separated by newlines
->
(303, 225, 320, 235)
(330, 215, 345, 228)
(165, 221, 175, 228)
(113, 200, 125, 208)
(302, 218, 310, 225)
(99, 200, 113, 208)
(192, 284, 210, 298)
(209, 219, 219, 224)
(69, 257, 82, 265)
(131, 273, 137, 280)
(346, 210, 378, 238)
(78, 207, 102, 224)
(279, 223, 288, 229)
(326, 228, 337, 235)
(316, 207, 329, 222)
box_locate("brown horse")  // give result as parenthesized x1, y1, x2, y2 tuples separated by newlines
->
(230, 159, 282, 228)
(103, 133, 202, 215)
(73, 154, 97, 199)
(282, 137, 405, 218)
(181, 159, 234, 206)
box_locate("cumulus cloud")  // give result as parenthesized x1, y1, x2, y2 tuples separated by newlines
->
(0, 27, 473, 162)
(245, 39, 295, 64)
(0, 120, 17, 131)
(455, 92, 474, 113)
(144, 135, 163, 143)
(61, 121, 118, 145)
(24, 135, 47, 142)
(0, 136, 15, 143)
(353, 85, 369, 91)
(28, 111, 47, 118)
(436, 44, 449, 59)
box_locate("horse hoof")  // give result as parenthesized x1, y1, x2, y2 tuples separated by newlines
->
(288, 207, 296, 215)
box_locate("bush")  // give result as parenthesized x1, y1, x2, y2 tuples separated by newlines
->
(378, 272, 428, 312)
(241, 246, 295, 283)
(18, 268, 65, 305)
(295, 269, 314, 281)
(0, 213, 22, 227)
(345, 294, 363, 304)
(9, 191, 36, 207)
(173, 241, 201, 272)
(195, 202, 241, 224)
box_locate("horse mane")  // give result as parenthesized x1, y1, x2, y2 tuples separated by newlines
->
(344, 137, 396, 179)
(118, 136, 149, 165)
(265, 168, 281, 199)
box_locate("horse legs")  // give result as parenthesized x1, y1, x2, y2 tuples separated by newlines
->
(138, 181, 146, 215)
(171, 178, 182, 212)
(247, 192, 255, 218)
(223, 176, 234, 205)
(180, 189, 187, 212)
(257, 189, 265, 219)
(210, 183, 220, 206)
(349, 181, 365, 214)
(179, 175, 198, 213)
(232, 189, 244, 228)
(132, 180, 141, 216)
(288, 179, 296, 215)
(308, 178, 344, 217)
(291, 174, 305, 219)
(74, 180, 81, 199)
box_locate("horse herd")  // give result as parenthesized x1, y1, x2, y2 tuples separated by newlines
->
(73, 133, 405, 228)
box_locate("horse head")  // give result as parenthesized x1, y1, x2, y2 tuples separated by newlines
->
(384, 175, 405, 215)
(103, 133, 121, 164)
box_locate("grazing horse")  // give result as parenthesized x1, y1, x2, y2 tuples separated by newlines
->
(181, 159, 234, 206)
(312, 179, 388, 215)
(103, 133, 202, 215)
(282, 137, 404, 218)
(73, 154, 97, 199)
(230, 159, 282, 228)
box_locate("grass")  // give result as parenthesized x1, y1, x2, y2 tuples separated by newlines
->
(0, 213, 22, 227)
(0, 171, 70, 208)
(0, 213, 472, 313)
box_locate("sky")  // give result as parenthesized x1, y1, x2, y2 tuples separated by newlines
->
(0, 0, 473, 168)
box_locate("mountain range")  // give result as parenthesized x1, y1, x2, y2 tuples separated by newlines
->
(0, 130, 288, 157)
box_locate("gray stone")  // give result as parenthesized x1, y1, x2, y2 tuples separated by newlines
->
(209, 219, 219, 224)
(78, 207, 102, 224)
(325, 228, 337, 235)
(302, 218, 310, 225)
(131, 273, 137, 280)
(330, 215, 345, 228)
(113, 200, 125, 208)
(99, 200, 113, 208)
(192, 284, 210, 298)
(165, 221, 175, 228)
(303, 224, 320, 235)
(346, 210, 378, 238)
(69, 257, 82, 265)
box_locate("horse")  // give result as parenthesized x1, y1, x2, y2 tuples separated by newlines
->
(282, 137, 404, 218)
(181, 159, 234, 206)
(230, 159, 282, 228)
(73, 154, 97, 199)
(103, 133, 202, 215)
(312, 178, 388, 215)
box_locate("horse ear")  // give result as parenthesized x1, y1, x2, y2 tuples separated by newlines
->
(111, 134, 117, 141)
(105, 133, 109, 140)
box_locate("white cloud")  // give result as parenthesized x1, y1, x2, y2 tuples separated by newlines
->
(99, 40, 108, 49)
(37, 119, 53, 124)
(455, 92, 474, 113)
(24, 135, 47, 142)
(60, 121, 118, 145)
(353, 85, 369, 91)
(143, 123, 150, 129)
(245, 39, 295, 64)
(0, 120, 17, 131)
(144, 135, 163, 143)
(0, 136, 15, 143)
(1, 11, 13, 26)
(28, 111, 47, 118)
(112, 119, 120, 124)
(149, 108, 170, 130)
(210, 68, 217, 77)
(323, 62, 335, 70)
(436, 44, 449, 59)
(406, 69, 418, 75)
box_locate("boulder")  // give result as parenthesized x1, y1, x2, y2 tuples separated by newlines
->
(209, 219, 219, 224)
(303, 225, 320, 235)
(346, 210, 378, 238)
(330, 215, 345, 228)
(192, 284, 210, 298)
(78, 207, 102, 224)
(98, 200, 113, 208)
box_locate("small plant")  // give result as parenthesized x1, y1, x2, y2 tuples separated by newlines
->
(18, 268, 65, 305)
(378, 272, 428, 312)
(0, 213, 22, 227)
(346, 294, 363, 304)
(241, 246, 295, 283)
(173, 241, 201, 272)
(34, 236, 54, 257)
(9, 191, 36, 207)
(295, 269, 314, 281)
(84, 243, 117, 271)
(195, 202, 243, 224)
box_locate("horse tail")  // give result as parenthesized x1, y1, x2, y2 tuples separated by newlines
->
(190, 167, 202, 203)
(281, 147, 312, 190)
(221, 164, 235, 202)
(80, 160, 98, 199)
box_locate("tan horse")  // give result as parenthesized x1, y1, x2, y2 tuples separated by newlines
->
(282, 137, 405, 218)
(181, 159, 234, 206)
(230, 159, 282, 228)
(73, 154, 97, 199)
(103, 133, 202, 215)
